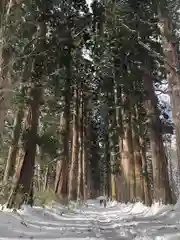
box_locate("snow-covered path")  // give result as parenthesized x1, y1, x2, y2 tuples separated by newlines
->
(0, 200, 180, 239)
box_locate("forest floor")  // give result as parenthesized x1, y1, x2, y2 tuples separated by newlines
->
(0, 198, 180, 239)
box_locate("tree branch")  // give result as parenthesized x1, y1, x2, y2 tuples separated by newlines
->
(119, 20, 180, 75)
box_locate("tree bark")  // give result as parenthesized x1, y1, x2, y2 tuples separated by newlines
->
(81, 83, 87, 201)
(132, 119, 144, 203)
(77, 133, 82, 201)
(57, 48, 72, 198)
(7, 17, 45, 208)
(104, 115, 110, 197)
(54, 160, 63, 193)
(77, 87, 83, 201)
(7, 86, 42, 208)
(68, 84, 79, 201)
(143, 71, 173, 204)
(3, 107, 24, 183)
(120, 98, 135, 203)
(139, 138, 152, 206)
(43, 165, 49, 192)
(158, 6, 180, 185)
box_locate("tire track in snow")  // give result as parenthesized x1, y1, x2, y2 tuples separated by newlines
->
(1, 200, 179, 239)
(88, 205, 131, 240)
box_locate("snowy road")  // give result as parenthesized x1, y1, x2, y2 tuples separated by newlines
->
(0, 200, 180, 239)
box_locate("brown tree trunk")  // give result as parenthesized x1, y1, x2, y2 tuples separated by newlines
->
(14, 109, 29, 174)
(77, 133, 82, 201)
(143, 71, 172, 204)
(86, 118, 93, 200)
(3, 107, 24, 183)
(7, 86, 42, 208)
(104, 119, 110, 197)
(36, 164, 41, 192)
(139, 138, 152, 206)
(77, 89, 86, 201)
(82, 134, 86, 200)
(57, 49, 72, 198)
(77, 88, 83, 201)
(127, 118, 136, 202)
(7, 18, 45, 208)
(54, 160, 63, 193)
(120, 136, 130, 202)
(113, 68, 124, 202)
(120, 105, 135, 203)
(158, 7, 180, 182)
(132, 115, 144, 202)
(43, 165, 49, 192)
(68, 84, 79, 201)
(86, 158, 92, 199)
(81, 84, 87, 201)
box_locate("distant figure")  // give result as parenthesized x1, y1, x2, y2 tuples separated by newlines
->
(100, 199, 103, 205)
(103, 199, 107, 208)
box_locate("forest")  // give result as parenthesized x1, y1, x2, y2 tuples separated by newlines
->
(0, 0, 179, 209)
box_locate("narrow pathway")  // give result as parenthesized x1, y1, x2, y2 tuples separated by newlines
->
(0, 200, 180, 239)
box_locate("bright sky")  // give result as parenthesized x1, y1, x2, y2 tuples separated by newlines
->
(86, 0, 92, 11)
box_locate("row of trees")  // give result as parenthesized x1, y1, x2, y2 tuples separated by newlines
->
(0, 0, 179, 208)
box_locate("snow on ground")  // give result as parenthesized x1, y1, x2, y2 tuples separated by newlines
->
(0, 199, 180, 239)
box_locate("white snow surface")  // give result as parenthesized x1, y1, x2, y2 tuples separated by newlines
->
(0, 199, 180, 239)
